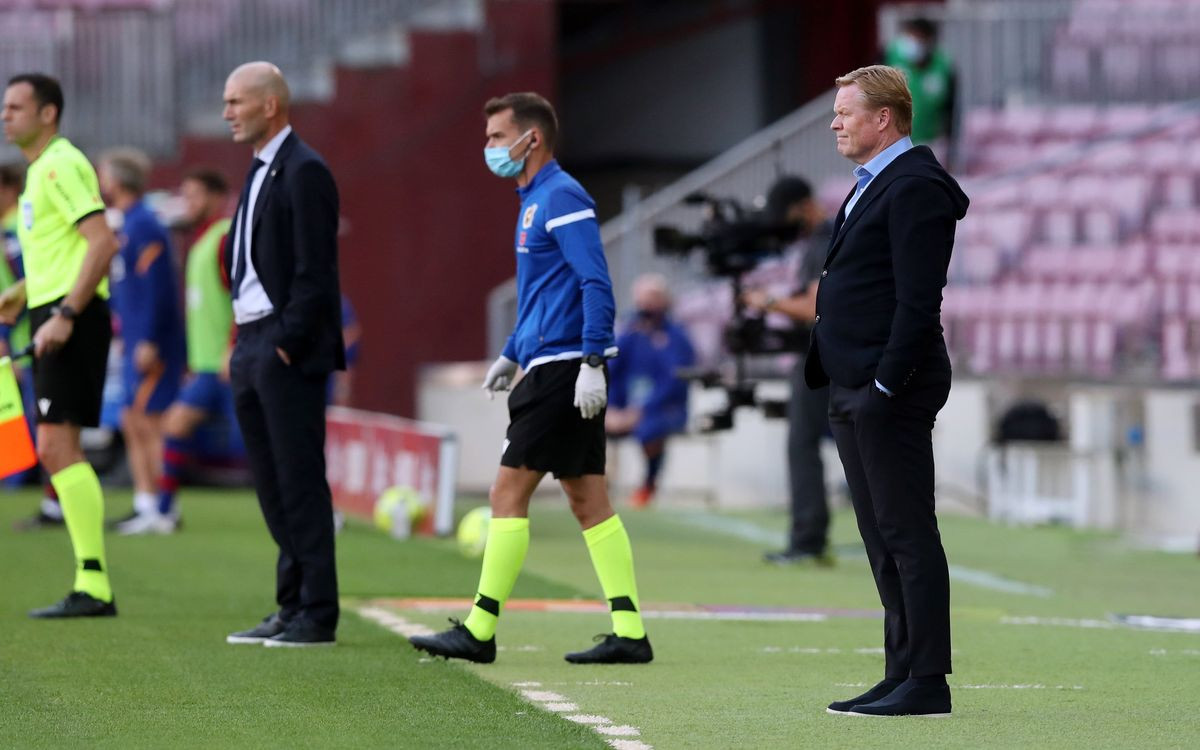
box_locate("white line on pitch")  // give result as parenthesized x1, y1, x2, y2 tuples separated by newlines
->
(673, 511, 1054, 597)
(513, 681, 651, 749)
(351, 608, 652, 748)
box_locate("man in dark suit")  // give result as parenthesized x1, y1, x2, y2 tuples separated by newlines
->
(807, 65, 969, 717)
(219, 62, 345, 648)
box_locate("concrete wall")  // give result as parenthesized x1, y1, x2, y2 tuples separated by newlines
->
(419, 365, 1200, 550)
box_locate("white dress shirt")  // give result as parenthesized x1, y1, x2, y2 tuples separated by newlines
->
(232, 125, 292, 324)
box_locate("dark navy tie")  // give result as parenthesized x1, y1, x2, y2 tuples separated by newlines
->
(231, 157, 264, 301)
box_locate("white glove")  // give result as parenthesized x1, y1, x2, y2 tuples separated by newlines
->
(573, 362, 608, 419)
(482, 355, 518, 399)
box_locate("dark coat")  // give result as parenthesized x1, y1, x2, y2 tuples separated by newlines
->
(225, 132, 346, 377)
(806, 145, 969, 393)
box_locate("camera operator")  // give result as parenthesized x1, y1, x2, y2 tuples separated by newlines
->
(742, 176, 836, 566)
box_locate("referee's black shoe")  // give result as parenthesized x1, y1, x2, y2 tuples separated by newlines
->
(408, 619, 496, 664)
(565, 633, 653, 664)
(29, 591, 117, 619)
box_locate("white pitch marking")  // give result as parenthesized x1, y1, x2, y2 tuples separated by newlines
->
(1149, 649, 1200, 656)
(499, 645, 544, 652)
(595, 725, 641, 737)
(1002, 616, 1116, 630)
(354, 609, 653, 745)
(356, 606, 434, 637)
(956, 684, 1085, 690)
(644, 610, 828, 622)
(574, 681, 633, 687)
(675, 511, 1054, 597)
(509, 681, 651, 747)
(565, 714, 613, 725)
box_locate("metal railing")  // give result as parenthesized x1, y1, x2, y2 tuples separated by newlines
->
(0, 0, 480, 160)
(597, 90, 849, 317)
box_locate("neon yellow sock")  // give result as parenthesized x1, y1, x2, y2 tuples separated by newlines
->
(463, 516, 529, 641)
(583, 514, 645, 639)
(51, 462, 112, 602)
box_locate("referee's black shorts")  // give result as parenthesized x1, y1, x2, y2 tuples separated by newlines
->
(500, 358, 606, 479)
(29, 297, 111, 427)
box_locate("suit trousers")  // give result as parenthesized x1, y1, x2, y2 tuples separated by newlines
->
(231, 315, 339, 631)
(787, 358, 830, 554)
(827, 373, 952, 677)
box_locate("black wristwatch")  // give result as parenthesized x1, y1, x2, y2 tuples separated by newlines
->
(584, 353, 604, 368)
(51, 303, 77, 321)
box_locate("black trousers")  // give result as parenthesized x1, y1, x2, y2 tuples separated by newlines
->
(231, 315, 339, 631)
(827, 373, 952, 678)
(787, 358, 830, 554)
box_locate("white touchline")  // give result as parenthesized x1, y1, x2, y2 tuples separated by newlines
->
(674, 511, 1055, 597)
(512, 682, 650, 747)
(356, 606, 434, 637)
(351, 608, 654, 749)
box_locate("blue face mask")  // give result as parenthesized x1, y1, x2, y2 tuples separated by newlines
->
(484, 130, 533, 178)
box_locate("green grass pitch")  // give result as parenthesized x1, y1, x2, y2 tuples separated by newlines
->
(2, 487, 1198, 748)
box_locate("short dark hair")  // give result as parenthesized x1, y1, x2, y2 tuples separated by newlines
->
(903, 17, 938, 40)
(7, 73, 64, 124)
(0, 163, 24, 192)
(765, 175, 813, 222)
(484, 92, 559, 150)
(182, 167, 230, 196)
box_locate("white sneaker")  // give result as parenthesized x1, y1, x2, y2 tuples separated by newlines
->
(116, 512, 179, 536)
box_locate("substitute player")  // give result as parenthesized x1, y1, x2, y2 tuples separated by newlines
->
(0, 73, 120, 617)
(148, 168, 233, 533)
(98, 148, 186, 535)
(410, 93, 651, 665)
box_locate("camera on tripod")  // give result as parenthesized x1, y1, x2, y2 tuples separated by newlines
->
(654, 192, 807, 432)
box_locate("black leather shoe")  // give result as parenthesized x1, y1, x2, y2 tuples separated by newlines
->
(12, 510, 65, 531)
(826, 678, 903, 714)
(263, 619, 336, 648)
(226, 613, 288, 644)
(764, 549, 835, 566)
(849, 678, 952, 717)
(29, 591, 117, 618)
(408, 619, 496, 663)
(565, 634, 653, 664)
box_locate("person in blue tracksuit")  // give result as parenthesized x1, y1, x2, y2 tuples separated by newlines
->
(98, 149, 185, 533)
(409, 92, 652, 667)
(606, 273, 695, 508)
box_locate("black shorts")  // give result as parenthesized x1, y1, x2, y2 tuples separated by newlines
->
(501, 359, 606, 479)
(29, 297, 112, 427)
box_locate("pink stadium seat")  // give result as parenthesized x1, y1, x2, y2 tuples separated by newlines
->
(1161, 318, 1193, 380)
(1101, 45, 1146, 95)
(1043, 210, 1078, 245)
(1082, 209, 1120, 245)
(1163, 174, 1197, 207)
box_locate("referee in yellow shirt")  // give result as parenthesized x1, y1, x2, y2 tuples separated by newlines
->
(0, 73, 121, 618)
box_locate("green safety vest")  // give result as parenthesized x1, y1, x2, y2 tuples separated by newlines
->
(885, 42, 954, 145)
(1, 208, 30, 354)
(184, 217, 233, 373)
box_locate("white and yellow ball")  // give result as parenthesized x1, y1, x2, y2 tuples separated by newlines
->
(374, 486, 426, 539)
(456, 506, 491, 558)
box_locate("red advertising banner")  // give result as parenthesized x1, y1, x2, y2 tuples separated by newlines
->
(325, 406, 457, 536)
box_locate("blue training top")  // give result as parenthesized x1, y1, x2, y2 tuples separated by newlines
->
(609, 315, 695, 443)
(501, 160, 616, 370)
(110, 200, 185, 365)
